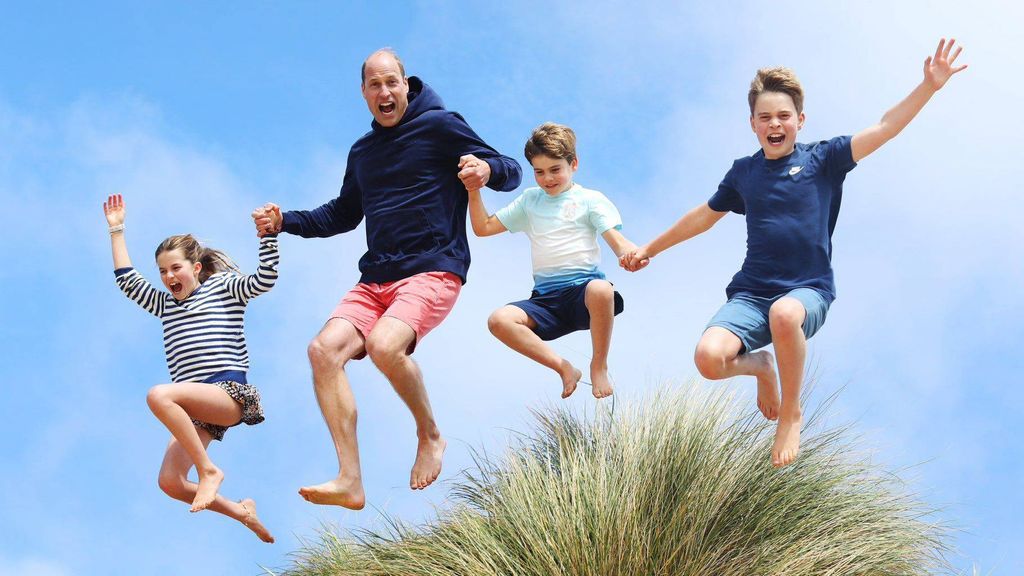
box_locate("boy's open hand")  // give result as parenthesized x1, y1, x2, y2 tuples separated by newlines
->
(458, 154, 491, 191)
(924, 38, 967, 91)
(103, 193, 125, 227)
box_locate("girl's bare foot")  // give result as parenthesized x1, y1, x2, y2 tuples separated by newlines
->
(559, 361, 582, 399)
(771, 413, 802, 468)
(191, 466, 224, 512)
(751, 351, 780, 421)
(590, 364, 614, 399)
(238, 498, 275, 543)
(410, 435, 446, 490)
(298, 476, 366, 510)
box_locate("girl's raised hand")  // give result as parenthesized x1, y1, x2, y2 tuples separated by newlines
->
(104, 194, 125, 227)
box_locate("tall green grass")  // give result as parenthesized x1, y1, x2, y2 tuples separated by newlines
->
(278, 383, 951, 575)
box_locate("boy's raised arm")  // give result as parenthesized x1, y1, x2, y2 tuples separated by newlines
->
(622, 202, 726, 271)
(466, 187, 508, 237)
(851, 37, 967, 163)
(601, 228, 638, 259)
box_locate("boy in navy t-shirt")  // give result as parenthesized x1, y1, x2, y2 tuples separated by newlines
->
(623, 38, 967, 467)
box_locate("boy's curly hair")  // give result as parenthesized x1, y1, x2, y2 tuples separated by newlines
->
(524, 122, 577, 164)
(748, 67, 804, 114)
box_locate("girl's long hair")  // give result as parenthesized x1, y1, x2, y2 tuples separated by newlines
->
(155, 234, 239, 283)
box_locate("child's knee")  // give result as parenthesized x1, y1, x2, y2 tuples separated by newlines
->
(157, 472, 188, 500)
(487, 307, 517, 335)
(585, 280, 614, 303)
(769, 298, 805, 330)
(694, 344, 727, 379)
(146, 385, 172, 411)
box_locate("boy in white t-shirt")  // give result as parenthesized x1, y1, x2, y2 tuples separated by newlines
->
(462, 122, 639, 399)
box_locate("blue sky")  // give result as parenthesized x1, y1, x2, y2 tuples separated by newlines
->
(2, 1, 1021, 574)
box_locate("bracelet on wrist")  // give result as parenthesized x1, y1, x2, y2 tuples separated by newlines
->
(109, 224, 125, 234)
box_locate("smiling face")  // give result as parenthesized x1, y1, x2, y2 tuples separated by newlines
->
(530, 154, 578, 196)
(750, 91, 805, 159)
(361, 52, 409, 128)
(156, 248, 202, 300)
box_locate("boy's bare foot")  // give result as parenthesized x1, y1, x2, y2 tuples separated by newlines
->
(590, 364, 614, 399)
(559, 361, 582, 399)
(751, 351, 780, 421)
(298, 477, 366, 510)
(190, 466, 224, 512)
(771, 414, 802, 468)
(238, 498, 275, 543)
(410, 435, 446, 490)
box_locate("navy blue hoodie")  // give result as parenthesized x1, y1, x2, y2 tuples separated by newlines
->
(281, 77, 522, 284)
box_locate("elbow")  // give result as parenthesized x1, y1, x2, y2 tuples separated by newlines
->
(470, 221, 490, 237)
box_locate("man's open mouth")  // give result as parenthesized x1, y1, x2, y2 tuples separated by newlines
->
(379, 102, 396, 114)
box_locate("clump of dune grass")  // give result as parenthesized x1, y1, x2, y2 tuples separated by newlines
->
(277, 382, 952, 576)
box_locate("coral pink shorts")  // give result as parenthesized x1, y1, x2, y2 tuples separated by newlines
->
(330, 271, 462, 355)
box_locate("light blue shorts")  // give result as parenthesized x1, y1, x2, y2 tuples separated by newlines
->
(705, 288, 830, 354)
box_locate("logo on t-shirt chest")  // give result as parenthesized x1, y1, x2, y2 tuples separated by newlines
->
(559, 200, 580, 221)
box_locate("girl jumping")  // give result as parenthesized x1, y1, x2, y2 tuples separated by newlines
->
(103, 193, 278, 543)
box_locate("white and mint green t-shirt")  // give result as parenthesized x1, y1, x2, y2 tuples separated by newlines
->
(495, 183, 622, 294)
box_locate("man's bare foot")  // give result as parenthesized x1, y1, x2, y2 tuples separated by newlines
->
(771, 414, 802, 468)
(410, 435, 446, 490)
(590, 364, 614, 399)
(190, 466, 224, 512)
(559, 361, 582, 399)
(238, 498, 275, 543)
(298, 477, 366, 509)
(751, 351, 780, 421)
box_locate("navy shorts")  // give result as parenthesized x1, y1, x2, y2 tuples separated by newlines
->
(510, 280, 624, 341)
(705, 287, 830, 354)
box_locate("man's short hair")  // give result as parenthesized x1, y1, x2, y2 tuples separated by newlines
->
(748, 67, 804, 115)
(524, 122, 577, 164)
(361, 48, 406, 84)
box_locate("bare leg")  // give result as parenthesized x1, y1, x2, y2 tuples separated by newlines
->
(146, 382, 243, 512)
(487, 305, 581, 398)
(584, 280, 615, 399)
(767, 297, 807, 468)
(157, 435, 274, 543)
(365, 317, 446, 490)
(299, 318, 368, 509)
(694, 327, 780, 421)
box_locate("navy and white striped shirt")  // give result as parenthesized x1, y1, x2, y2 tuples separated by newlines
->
(114, 236, 279, 384)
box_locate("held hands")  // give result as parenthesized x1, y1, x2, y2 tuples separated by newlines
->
(457, 154, 491, 191)
(252, 203, 283, 238)
(103, 193, 126, 228)
(924, 38, 967, 92)
(619, 245, 652, 272)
